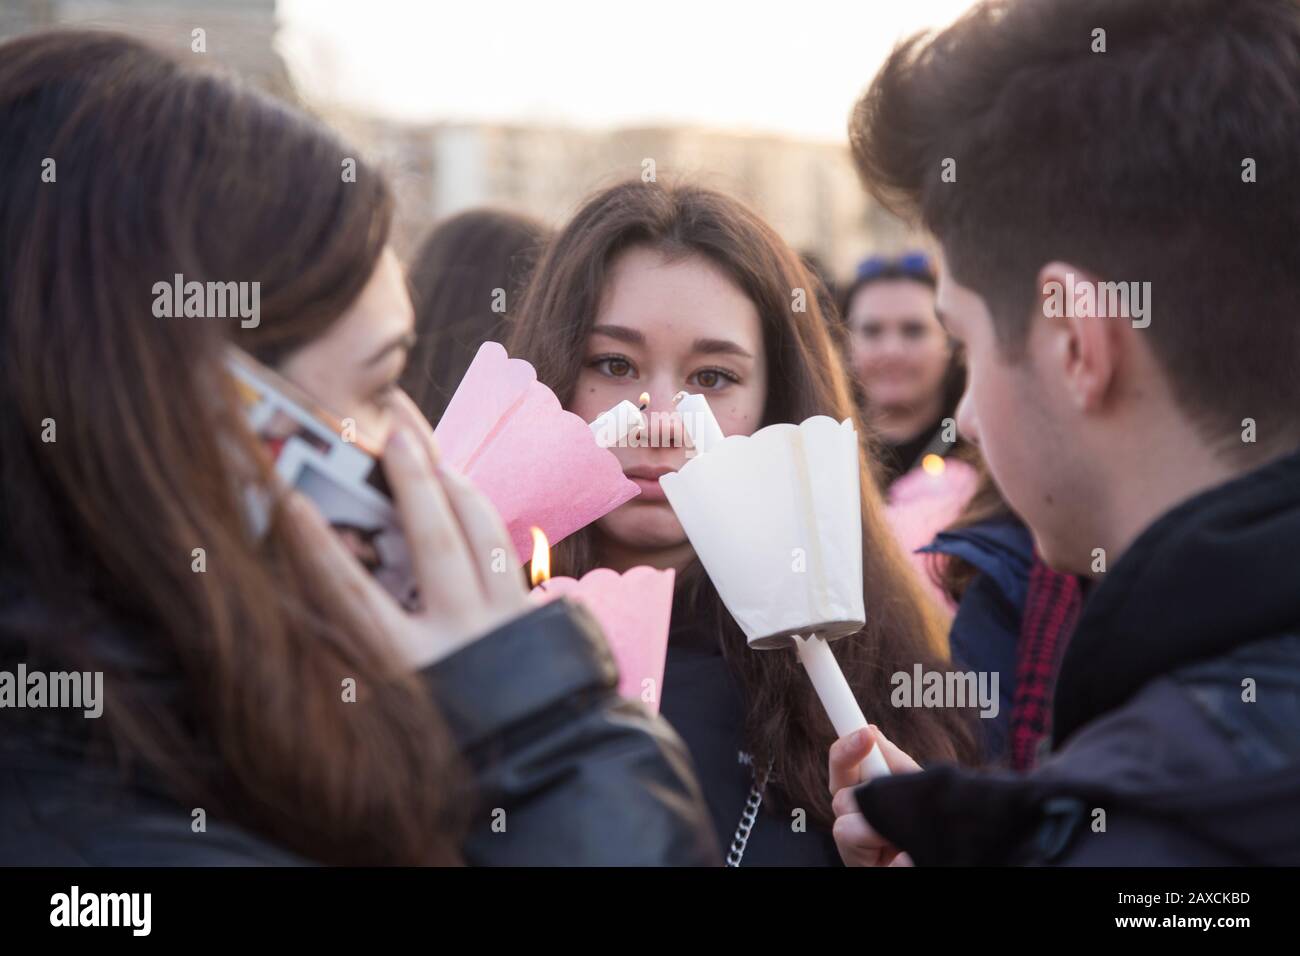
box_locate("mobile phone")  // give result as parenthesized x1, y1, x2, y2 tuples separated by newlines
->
(227, 346, 417, 609)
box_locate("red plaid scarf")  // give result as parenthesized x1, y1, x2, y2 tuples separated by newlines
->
(1009, 557, 1083, 770)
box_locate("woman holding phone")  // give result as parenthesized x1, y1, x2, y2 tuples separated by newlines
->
(0, 31, 716, 866)
(509, 180, 979, 866)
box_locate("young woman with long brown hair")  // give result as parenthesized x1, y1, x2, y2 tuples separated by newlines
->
(509, 180, 979, 865)
(0, 31, 716, 866)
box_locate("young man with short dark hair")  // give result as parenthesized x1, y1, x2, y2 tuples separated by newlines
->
(831, 0, 1300, 865)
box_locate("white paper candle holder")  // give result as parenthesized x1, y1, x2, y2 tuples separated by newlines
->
(660, 414, 890, 779)
(659, 415, 865, 650)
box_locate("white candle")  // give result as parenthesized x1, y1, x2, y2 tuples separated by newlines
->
(673, 391, 725, 453)
(794, 634, 891, 781)
(589, 400, 646, 448)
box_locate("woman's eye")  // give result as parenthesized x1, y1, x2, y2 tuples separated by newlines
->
(371, 381, 400, 406)
(589, 355, 636, 379)
(860, 325, 881, 340)
(691, 367, 738, 390)
(903, 322, 928, 340)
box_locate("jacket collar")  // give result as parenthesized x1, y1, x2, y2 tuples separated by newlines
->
(1052, 444, 1300, 746)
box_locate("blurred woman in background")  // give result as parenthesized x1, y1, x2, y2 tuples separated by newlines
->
(843, 253, 981, 608)
(841, 252, 967, 488)
(401, 209, 550, 424)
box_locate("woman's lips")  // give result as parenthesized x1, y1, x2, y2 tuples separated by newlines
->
(624, 466, 676, 503)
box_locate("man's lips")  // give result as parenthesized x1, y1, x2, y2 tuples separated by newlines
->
(624, 465, 676, 502)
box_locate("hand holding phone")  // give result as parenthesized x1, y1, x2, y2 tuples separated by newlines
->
(282, 390, 529, 669)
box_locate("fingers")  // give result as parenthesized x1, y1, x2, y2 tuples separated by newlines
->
(829, 728, 914, 867)
(382, 425, 480, 615)
(437, 465, 527, 610)
(870, 725, 922, 775)
(279, 491, 405, 637)
(830, 802, 894, 867)
(828, 728, 875, 793)
(389, 389, 443, 469)
(831, 782, 857, 819)
(388, 389, 523, 610)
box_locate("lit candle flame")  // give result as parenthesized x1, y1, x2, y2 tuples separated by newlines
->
(638, 391, 650, 410)
(529, 526, 551, 587)
(921, 454, 946, 477)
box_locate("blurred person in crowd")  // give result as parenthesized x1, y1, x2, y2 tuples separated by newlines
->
(401, 209, 550, 425)
(920, 470, 1083, 767)
(509, 179, 979, 866)
(0, 31, 717, 867)
(831, 0, 1300, 866)
(841, 252, 967, 489)
(843, 252, 980, 609)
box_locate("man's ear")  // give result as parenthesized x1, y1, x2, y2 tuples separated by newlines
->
(1036, 261, 1121, 413)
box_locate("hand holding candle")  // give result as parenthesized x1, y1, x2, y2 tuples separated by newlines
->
(794, 635, 890, 779)
(659, 414, 890, 782)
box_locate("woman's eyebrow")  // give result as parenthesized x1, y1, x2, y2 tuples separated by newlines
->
(364, 330, 417, 367)
(591, 325, 752, 359)
(692, 337, 752, 359)
(591, 324, 646, 346)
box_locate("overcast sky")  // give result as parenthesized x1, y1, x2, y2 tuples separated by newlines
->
(277, 0, 977, 142)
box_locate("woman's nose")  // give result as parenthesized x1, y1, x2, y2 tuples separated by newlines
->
(877, 331, 908, 358)
(640, 381, 688, 448)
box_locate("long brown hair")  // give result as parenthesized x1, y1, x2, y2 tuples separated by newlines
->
(0, 31, 464, 864)
(509, 180, 978, 825)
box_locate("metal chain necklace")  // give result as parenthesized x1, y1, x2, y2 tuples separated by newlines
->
(726, 755, 775, 867)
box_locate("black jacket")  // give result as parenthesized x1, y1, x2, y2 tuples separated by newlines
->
(855, 445, 1300, 865)
(0, 597, 720, 866)
(660, 586, 841, 866)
